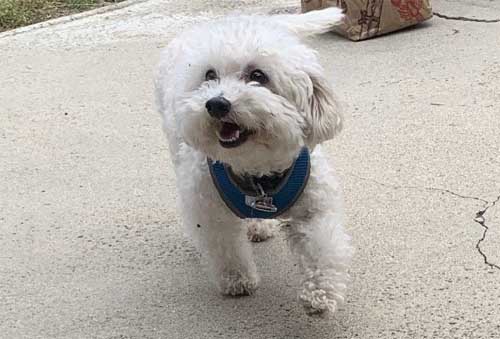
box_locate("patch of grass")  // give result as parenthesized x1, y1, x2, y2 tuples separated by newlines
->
(0, 0, 122, 32)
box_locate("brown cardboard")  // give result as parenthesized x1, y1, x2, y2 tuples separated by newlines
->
(301, 0, 433, 41)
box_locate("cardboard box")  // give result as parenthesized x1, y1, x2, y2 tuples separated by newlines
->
(301, 0, 433, 41)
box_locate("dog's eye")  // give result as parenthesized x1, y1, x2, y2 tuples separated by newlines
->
(205, 70, 218, 81)
(249, 69, 268, 84)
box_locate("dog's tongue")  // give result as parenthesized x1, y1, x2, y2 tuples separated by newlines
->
(220, 122, 240, 140)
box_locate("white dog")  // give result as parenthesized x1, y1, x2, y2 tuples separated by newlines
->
(155, 8, 353, 316)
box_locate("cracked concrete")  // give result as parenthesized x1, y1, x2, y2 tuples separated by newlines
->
(346, 172, 490, 204)
(348, 173, 500, 270)
(474, 196, 500, 270)
(433, 12, 500, 23)
(1, 0, 500, 338)
(432, 0, 500, 22)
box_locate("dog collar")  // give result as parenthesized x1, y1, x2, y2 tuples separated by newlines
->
(208, 147, 310, 219)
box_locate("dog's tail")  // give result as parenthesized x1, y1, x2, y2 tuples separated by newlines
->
(274, 7, 344, 37)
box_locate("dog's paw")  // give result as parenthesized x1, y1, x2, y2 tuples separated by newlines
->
(218, 270, 259, 296)
(299, 288, 335, 316)
(246, 219, 276, 242)
(298, 276, 345, 316)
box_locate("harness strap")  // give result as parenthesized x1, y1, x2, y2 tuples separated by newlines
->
(208, 147, 310, 219)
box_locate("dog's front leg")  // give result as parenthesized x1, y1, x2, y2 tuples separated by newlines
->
(197, 213, 259, 296)
(288, 211, 351, 315)
(179, 162, 259, 296)
(285, 156, 353, 315)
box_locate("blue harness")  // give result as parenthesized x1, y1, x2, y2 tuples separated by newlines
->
(208, 147, 310, 219)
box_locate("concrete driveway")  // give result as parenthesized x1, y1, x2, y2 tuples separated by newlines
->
(1, 0, 499, 338)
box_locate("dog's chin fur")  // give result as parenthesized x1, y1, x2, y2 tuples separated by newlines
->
(155, 7, 353, 316)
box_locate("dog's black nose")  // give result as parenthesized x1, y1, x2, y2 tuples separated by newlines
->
(205, 96, 231, 119)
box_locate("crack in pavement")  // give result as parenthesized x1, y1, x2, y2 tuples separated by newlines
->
(346, 173, 488, 203)
(474, 195, 500, 270)
(433, 12, 500, 23)
(346, 173, 499, 270)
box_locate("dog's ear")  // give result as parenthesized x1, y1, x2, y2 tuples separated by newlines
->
(305, 70, 342, 147)
(273, 7, 344, 37)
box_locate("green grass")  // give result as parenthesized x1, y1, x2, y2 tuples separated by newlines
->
(0, 0, 121, 32)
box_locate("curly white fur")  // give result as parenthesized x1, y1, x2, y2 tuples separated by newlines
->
(155, 7, 353, 315)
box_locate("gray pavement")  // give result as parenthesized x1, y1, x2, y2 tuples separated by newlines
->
(1, 0, 499, 338)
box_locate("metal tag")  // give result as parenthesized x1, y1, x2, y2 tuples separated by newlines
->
(245, 195, 278, 213)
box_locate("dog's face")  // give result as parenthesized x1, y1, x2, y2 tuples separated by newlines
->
(158, 15, 342, 174)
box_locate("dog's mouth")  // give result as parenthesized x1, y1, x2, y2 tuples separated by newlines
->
(216, 121, 253, 148)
